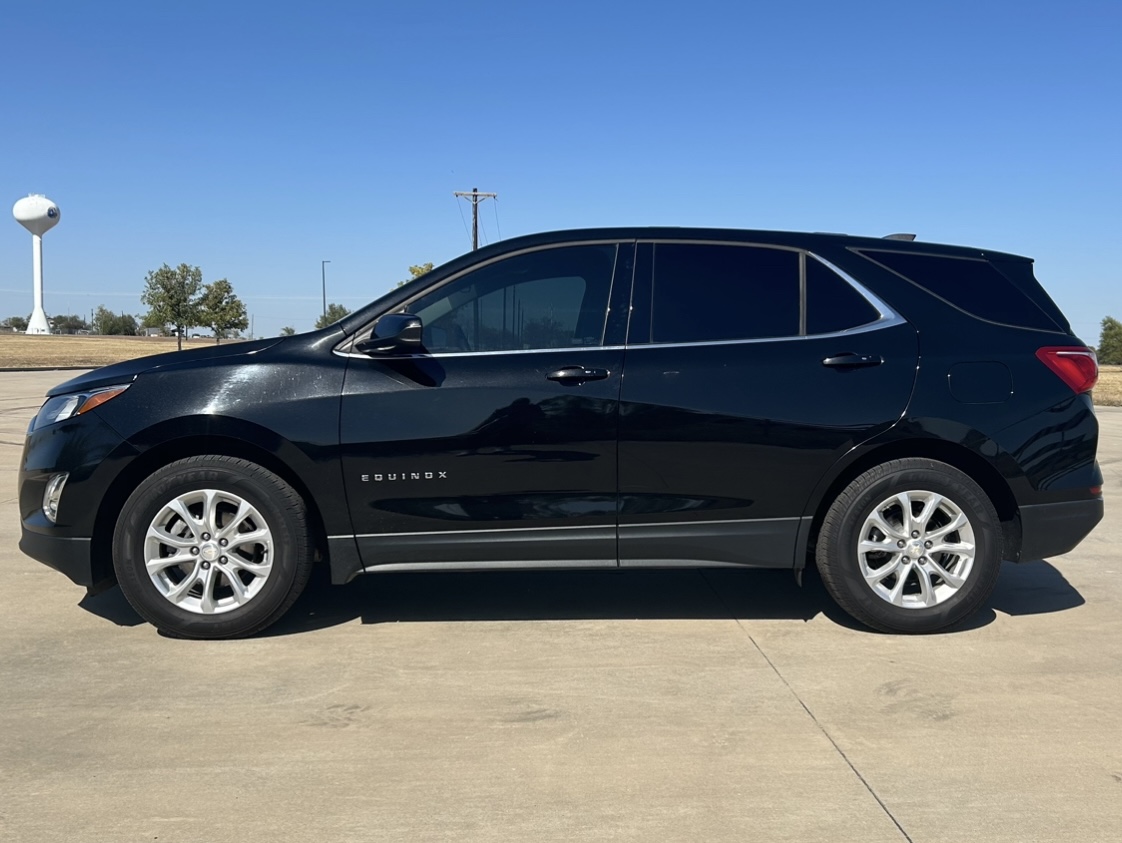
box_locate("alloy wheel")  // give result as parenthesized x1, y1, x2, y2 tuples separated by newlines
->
(143, 488, 274, 614)
(857, 489, 976, 609)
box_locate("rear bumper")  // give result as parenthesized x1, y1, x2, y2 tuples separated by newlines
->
(19, 528, 100, 588)
(1017, 498, 1104, 562)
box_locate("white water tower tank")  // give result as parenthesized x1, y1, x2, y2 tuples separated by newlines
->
(12, 194, 61, 335)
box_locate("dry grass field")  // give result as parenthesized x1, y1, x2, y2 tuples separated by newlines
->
(1, 333, 1119, 406)
(1097, 365, 1122, 406)
(0, 333, 230, 369)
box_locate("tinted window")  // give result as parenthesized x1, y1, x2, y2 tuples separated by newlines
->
(806, 257, 880, 334)
(651, 244, 799, 343)
(405, 244, 616, 352)
(861, 250, 1058, 331)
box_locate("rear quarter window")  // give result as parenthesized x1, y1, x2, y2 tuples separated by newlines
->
(806, 257, 880, 334)
(859, 250, 1059, 331)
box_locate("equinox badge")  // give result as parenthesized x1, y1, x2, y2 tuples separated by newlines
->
(361, 472, 448, 482)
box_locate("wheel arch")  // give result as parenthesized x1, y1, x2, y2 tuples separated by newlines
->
(798, 436, 1021, 571)
(92, 431, 331, 586)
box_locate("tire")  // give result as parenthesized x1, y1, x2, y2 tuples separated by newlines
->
(112, 456, 314, 639)
(816, 458, 1002, 633)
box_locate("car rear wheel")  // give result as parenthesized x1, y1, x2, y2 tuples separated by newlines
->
(816, 458, 1002, 633)
(112, 456, 313, 639)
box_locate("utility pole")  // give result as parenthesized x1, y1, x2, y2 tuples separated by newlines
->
(453, 188, 497, 250)
(321, 260, 331, 319)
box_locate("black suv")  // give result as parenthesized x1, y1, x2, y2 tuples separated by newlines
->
(18, 228, 1103, 638)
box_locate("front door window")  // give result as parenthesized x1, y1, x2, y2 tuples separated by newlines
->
(404, 244, 616, 353)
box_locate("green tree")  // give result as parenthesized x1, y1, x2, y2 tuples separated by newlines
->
(4, 315, 28, 332)
(139, 311, 170, 335)
(279, 326, 296, 336)
(198, 278, 249, 345)
(92, 306, 113, 334)
(397, 262, 434, 288)
(315, 303, 351, 329)
(93, 306, 139, 336)
(1099, 316, 1122, 365)
(141, 263, 203, 351)
(52, 314, 90, 334)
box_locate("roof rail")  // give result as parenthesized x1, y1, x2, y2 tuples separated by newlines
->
(882, 233, 917, 241)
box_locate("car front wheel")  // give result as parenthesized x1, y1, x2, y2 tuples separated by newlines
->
(112, 456, 313, 639)
(816, 458, 1003, 633)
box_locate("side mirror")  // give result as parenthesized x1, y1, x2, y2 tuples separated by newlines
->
(355, 314, 423, 356)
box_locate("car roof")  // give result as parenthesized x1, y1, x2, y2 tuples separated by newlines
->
(469, 227, 1030, 263)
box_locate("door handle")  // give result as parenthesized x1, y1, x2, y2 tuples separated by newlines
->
(822, 352, 883, 369)
(546, 366, 610, 383)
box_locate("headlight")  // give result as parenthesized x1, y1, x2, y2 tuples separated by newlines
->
(31, 384, 130, 431)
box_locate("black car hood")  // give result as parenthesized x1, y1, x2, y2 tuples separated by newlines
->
(47, 338, 286, 396)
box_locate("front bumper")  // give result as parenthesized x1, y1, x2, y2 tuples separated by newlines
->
(18, 529, 100, 587)
(1017, 498, 1104, 562)
(18, 410, 133, 589)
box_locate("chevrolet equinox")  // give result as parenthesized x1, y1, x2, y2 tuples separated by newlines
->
(18, 228, 1104, 637)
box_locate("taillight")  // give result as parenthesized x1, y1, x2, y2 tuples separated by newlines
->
(1035, 346, 1098, 394)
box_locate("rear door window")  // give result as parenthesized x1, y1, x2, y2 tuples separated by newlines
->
(648, 244, 799, 343)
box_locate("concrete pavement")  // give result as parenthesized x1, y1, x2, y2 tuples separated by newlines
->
(1, 370, 1119, 842)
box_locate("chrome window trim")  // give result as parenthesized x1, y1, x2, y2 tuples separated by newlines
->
(335, 310, 902, 361)
(808, 252, 900, 326)
(334, 344, 627, 361)
(621, 315, 906, 351)
(333, 241, 907, 359)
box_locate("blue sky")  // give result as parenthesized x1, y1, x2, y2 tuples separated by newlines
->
(1, 0, 1118, 339)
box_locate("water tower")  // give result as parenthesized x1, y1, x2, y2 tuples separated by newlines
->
(12, 194, 61, 334)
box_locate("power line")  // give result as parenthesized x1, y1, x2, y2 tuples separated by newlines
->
(0, 288, 137, 297)
(454, 194, 471, 243)
(453, 188, 497, 250)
